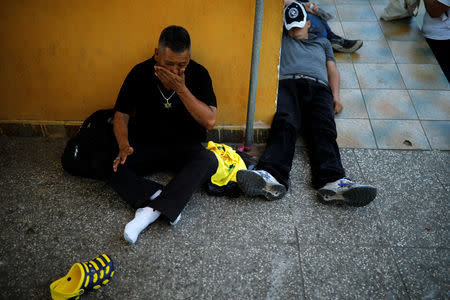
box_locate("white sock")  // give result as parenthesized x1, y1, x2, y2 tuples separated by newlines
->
(150, 189, 162, 200)
(124, 207, 161, 244)
(170, 214, 181, 226)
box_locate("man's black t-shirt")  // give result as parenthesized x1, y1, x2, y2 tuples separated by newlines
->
(114, 57, 216, 145)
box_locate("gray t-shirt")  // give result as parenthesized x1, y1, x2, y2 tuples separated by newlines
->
(279, 31, 335, 84)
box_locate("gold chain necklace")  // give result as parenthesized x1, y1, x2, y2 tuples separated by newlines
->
(157, 84, 175, 109)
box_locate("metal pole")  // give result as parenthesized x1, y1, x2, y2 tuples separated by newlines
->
(245, 0, 265, 147)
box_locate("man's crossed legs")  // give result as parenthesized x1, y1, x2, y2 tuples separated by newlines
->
(109, 143, 217, 243)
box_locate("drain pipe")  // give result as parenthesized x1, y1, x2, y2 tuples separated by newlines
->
(244, 0, 265, 147)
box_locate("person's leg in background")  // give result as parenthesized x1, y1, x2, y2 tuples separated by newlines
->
(299, 0, 363, 53)
(312, 13, 363, 53)
(425, 38, 449, 82)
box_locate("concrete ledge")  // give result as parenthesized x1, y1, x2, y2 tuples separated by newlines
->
(0, 121, 80, 139)
(0, 122, 270, 143)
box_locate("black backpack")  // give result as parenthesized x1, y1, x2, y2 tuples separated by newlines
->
(61, 109, 118, 180)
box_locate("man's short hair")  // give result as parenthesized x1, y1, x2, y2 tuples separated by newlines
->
(158, 25, 191, 53)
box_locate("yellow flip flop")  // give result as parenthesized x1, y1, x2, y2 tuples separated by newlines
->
(50, 254, 115, 300)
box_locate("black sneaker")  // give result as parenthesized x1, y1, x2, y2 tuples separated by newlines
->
(330, 37, 363, 53)
(236, 169, 286, 201)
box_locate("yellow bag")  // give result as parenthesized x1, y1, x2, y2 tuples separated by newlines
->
(206, 141, 247, 186)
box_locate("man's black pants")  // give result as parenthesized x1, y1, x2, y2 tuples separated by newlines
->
(108, 143, 218, 222)
(257, 78, 345, 189)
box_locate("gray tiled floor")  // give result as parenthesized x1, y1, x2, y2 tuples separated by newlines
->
(2, 137, 448, 299)
(329, 1, 450, 150)
(362, 89, 418, 119)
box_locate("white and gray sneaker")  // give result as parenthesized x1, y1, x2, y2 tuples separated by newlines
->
(236, 169, 287, 201)
(318, 177, 376, 207)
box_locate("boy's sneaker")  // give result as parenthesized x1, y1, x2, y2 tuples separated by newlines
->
(330, 37, 363, 53)
(318, 177, 376, 207)
(236, 169, 286, 201)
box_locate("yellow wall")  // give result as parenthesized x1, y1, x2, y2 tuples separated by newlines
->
(0, 1, 282, 127)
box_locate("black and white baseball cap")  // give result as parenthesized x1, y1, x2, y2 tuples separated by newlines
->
(284, 1, 307, 30)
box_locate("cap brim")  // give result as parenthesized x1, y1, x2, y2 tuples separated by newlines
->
(284, 20, 306, 30)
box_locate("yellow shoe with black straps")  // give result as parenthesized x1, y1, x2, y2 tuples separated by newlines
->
(50, 254, 115, 300)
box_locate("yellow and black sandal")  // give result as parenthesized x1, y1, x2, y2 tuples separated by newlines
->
(50, 253, 115, 300)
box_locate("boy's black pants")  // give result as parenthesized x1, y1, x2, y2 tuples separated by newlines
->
(257, 78, 345, 189)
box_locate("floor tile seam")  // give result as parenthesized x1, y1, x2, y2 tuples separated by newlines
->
(294, 227, 308, 300)
(390, 245, 450, 251)
(358, 88, 380, 149)
(335, 117, 370, 120)
(356, 89, 450, 120)
(376, 145, 431, 150)
(392, 59, 410, 97)
(370, 4, 419, 54)
(341, 147, 438, 153)
(341, 20, 380, 23)
(373, 41, 439, 66)
(387, 246, 413, 299)
(359, 91, 430, 129)
(294, 238, 450, 252)
(396, 62, 444, 67)
(329, 2, 341, 23)
(337, 145, 379, 150)
(407, 88, 450, 92)
(405, 88, 433, 148)
(368, 117, 422, 121)
(434, 175, 447, 192)
(342, 82, 414, 90)
(293, 240, 393, 248)
(336, 3, 378, 23)
(299, 146, 439, 151)
(352, 61, 406, 65)
(339, 19, 384, 41)
(384, 34, 403, 65)
(373, 2, 388, 35)
(352, 61, 409, 67)
(349, 59, 364, 95)
(351, 148, 390, 242)
(338, 18, 379, 22)
(369, 117, 433, 149)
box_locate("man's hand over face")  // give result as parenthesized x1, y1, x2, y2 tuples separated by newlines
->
(155, 66, 186, 93)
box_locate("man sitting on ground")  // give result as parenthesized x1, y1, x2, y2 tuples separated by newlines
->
(237, 2, 376, 206)
(109, 25, 218, 243)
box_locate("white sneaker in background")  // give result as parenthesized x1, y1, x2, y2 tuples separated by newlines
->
(318, 177, 377, 207)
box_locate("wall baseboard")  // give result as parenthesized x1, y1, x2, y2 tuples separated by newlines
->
(0, 122, 270, 144)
